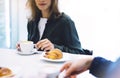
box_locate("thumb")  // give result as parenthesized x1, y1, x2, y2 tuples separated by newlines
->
(65, 66, 76, 77)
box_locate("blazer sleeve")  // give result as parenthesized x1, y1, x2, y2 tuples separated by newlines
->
(89, 57, 113, 77)
(54, 15, 85, 54)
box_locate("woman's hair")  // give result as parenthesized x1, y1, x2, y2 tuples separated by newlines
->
(26, 0, 60, 21)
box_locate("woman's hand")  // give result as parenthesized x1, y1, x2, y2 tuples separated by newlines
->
(60, 56, 94, 78)
(35, 39, 54, 51)
(16, 42, 21, 51)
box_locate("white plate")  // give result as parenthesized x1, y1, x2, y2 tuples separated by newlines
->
(41, 52, 67, 62)
(10, 66, 21, 76)
(0, 66, 21, 78)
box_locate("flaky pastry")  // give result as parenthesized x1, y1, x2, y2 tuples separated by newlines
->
(0, 67, 12, 77)
(44, 49, 63, 60)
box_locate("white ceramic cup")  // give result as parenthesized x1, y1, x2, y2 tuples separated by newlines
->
(19, 41, 34, 54)
(38, 65, 60, 78)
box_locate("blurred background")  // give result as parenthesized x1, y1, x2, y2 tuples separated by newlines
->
(0, 0, 120, 61)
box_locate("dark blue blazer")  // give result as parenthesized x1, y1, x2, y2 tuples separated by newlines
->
(27, 13, 87, 54)
(90, 57, 113, 77)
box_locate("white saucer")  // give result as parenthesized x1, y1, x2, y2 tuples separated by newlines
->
(17, 51, 35, 55)
(17, 48, 43, 55)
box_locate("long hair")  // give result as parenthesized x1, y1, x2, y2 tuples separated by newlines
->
(26, 0, 60, 21)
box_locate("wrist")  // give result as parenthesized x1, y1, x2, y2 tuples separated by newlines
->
(86, 56, 94, 69)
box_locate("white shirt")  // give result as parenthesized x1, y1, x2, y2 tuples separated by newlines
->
(38, 18, 48, 39)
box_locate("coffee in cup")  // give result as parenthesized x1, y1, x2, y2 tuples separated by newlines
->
(19, 41, 34, 54)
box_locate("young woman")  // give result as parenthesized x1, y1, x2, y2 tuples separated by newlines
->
(26, 0, 86, 54)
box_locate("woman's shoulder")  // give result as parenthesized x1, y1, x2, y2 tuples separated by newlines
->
(60, 13, 72, 20)
(27, 18, 40, 25)
(58, 12, 74, 23)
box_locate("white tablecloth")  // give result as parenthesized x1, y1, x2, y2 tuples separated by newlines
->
(0, 48, 95, 78)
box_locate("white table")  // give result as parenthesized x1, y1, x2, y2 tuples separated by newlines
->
(0, 48, 95, 78)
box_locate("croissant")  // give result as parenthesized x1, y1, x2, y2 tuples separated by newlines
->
(44, 49, 63, 60)
(0, 67, 12, 77)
